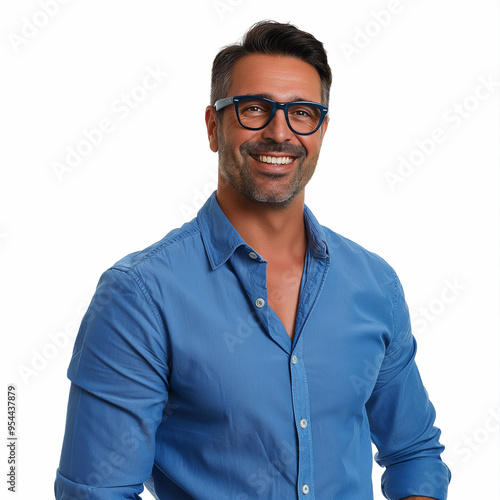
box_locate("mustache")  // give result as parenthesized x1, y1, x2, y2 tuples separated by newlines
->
(240, 141, 306, 158)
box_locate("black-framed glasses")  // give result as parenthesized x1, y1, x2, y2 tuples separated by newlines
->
(214, 95, 328, 136)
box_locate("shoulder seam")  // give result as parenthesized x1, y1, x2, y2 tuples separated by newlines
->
(122, 225, 201, 271)
(391, 269, 398, 347)
(107, 267, 167, 343)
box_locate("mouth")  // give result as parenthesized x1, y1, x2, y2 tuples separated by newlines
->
(251, 154, 296, 165)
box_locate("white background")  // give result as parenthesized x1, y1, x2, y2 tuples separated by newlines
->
(1, 0, 498, 498)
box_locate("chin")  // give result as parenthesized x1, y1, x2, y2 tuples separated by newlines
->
(245, 190, 298, 209)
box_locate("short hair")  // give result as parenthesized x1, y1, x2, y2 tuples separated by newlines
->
(210, 20, 332, 107)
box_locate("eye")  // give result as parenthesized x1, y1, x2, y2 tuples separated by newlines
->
(289, 104, 321, 122)
(239, 100, 273, 119)
(293, 108, 312, 117)
(243, 105, 264, 113)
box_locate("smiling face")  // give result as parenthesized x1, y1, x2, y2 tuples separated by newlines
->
(206, 54, 328, 209)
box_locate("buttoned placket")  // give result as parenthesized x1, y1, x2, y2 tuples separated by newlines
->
(290, 339, 314, 498)
(290, 248, 329, 499)
(231, 244, 329, 499)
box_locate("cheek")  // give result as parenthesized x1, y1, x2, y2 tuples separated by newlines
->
(225, 129, 257, 155)
(306, 134, 325, 153)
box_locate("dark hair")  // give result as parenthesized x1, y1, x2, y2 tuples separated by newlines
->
(210, 20, 332, 107)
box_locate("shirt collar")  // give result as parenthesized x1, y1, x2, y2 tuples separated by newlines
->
(197, 192, 329, 270)
(303, 205, 329, 260)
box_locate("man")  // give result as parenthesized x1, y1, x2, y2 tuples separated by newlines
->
(55, 21, 451, 500)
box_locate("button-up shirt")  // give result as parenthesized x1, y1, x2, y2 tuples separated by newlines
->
(55, 192, 450, 499)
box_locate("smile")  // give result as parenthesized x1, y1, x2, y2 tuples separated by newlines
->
(255, 155, 295, 165)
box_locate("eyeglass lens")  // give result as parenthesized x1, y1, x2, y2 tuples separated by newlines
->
(237, 98, 322, 134)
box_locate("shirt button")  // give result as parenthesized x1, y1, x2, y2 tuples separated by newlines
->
(302, 484, 309, 495)
(255, 298, 265, 308)
(248, 251, 258, 259)
(299, 418, 308, 429)
(291, 355, 298, 365)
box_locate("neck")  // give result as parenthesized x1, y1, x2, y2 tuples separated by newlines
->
(216, 173, 307, 261)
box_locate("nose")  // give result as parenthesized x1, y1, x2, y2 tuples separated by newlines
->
(261, 108, 294, 142)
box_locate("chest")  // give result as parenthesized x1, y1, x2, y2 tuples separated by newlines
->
(266, 261, 304, 339)
(158, 246, 395, 417)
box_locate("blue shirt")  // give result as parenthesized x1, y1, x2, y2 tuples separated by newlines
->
(55, 192, 450, 500)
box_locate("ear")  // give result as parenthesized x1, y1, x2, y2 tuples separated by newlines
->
(205, 106, 218, 152)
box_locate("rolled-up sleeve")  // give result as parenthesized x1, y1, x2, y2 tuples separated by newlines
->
(366, 272, 451, 500)
(55, 267, 170, 499)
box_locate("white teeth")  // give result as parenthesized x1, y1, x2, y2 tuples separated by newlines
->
(258, 155, 294, 165)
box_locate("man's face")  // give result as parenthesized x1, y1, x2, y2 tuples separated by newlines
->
(207, 54, 328, 209)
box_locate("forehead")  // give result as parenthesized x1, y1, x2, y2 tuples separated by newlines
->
(227, 54, 322, 102)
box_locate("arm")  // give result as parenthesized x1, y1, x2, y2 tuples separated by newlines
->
(401, 497, 438, 500)
(55, 268, 169, 499)
(366, 272, 451, 500)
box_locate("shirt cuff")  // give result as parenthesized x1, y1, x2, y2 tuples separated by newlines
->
(381, 459, 451, 500)
(54, 469, 144, 500)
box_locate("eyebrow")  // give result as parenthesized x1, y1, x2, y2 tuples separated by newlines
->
(243, 93, 313, 103)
